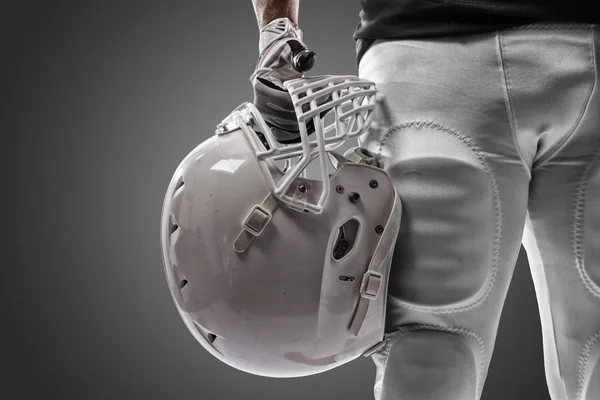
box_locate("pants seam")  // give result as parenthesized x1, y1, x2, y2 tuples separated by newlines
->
(533, 26, 597, 170)
(382, 324, 488, 399)
(496, 31, 532, 178)
(576, 330, 600, 400)
(445, 0, 533, 11)
(572, 148, 600, 299)
(506, 23, 596, 31)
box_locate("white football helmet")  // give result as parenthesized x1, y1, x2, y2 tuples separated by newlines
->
(160, 75, 402, 378)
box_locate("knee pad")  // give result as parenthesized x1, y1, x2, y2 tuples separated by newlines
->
(373, 327, 485, 400)
(381, 122, 501, 310)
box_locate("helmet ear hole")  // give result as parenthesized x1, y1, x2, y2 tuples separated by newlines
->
(332, 219, 360, 260)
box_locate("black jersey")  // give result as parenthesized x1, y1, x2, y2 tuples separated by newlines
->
(354, 0, 600, 62)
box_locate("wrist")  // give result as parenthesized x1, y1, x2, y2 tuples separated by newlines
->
(258, 17, 303, 54)
(253, 0, 299, 29)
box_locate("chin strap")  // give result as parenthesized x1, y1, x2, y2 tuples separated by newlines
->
(233, 192, 280, 253)
(327, 147, 398, 337)
(348, 189, 402, 337)
(343, 147, 383, 168)
(233, 147, 385, 254)
(327, 147, 383, 169)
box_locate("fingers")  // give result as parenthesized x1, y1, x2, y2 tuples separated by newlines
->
(251, 18, 316, 143)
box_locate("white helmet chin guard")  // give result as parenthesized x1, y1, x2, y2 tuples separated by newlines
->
(160, 75, 402, 378)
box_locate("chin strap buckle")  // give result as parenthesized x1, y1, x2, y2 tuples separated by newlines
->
(348, 267, 385, 337)
(233, 192, 279, 253)
(343, 147, 383, 168)
(359, 270, 383, 299)
(347, 191, 403, 337)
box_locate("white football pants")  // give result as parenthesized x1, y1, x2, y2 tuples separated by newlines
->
(358, 23, 600, 400)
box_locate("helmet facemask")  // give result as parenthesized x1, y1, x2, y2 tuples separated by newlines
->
(217, 75, 378, 214)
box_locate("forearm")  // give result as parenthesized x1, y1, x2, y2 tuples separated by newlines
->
(251, 0, 299, 29)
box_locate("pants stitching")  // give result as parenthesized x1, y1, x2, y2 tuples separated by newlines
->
(576, 330, 600, 400)
(506, 24, 596, 31)
(444, 0, 543, 12)
(377, 121, 502, 314)
(573, 148, 600, 299)
(382, 324, 487, 399)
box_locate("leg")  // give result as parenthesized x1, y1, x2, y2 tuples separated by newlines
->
(358, 31, 530, 400)
(521, 25, 600, 400)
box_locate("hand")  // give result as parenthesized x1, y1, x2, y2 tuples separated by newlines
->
(250, 18, 316, 143)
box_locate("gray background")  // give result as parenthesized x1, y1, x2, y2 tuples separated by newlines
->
(5, 1, 549, 399)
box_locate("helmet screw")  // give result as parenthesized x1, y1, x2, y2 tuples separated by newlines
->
(349, 192, 360, 203)
(298, 184, 307, 193)
(336, 185, 344, 194)
(369, 179, 378, 188)
(375, 225, 384, 234)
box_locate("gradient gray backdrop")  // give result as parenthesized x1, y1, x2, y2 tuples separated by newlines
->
(5, 1, 550, 399)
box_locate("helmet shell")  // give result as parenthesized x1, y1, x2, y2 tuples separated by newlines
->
(161, 128, 397, 377)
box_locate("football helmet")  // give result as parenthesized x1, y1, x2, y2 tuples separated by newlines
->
(160, 75, 402, 378)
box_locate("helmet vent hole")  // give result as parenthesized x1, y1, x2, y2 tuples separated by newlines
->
(170, 223, 179, 234)
(180, 279, 188, 289)
(193, 322, 218, 345)
(332, 219, 360, 260)
(175, 178, 184, 192)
